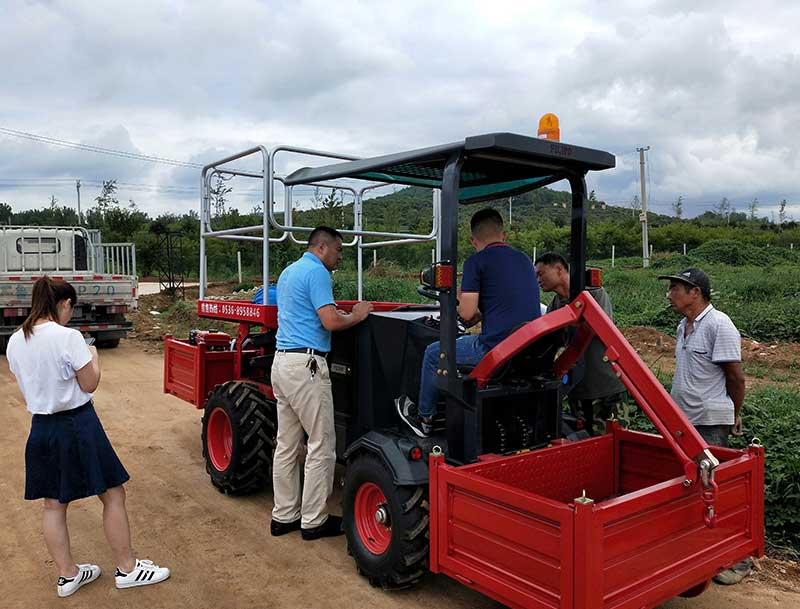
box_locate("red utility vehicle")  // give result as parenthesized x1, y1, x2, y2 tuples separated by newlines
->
(164, 134, 763, 608)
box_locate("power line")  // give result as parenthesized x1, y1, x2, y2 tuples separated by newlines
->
(0, 127, 202, 168)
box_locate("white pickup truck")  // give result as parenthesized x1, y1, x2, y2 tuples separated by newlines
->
(0, 226, 137, 352)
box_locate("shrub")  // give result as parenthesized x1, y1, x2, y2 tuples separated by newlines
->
(233, 281, 255, 292)
(333, 272, 426, 304)
(731, 387, 800, 551)
(688, 239, 776, 267)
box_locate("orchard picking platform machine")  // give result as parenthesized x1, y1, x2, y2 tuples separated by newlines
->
(164, 133, 763, 609)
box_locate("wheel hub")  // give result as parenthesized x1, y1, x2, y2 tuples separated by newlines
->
(207, 406, 233, 472)
(374, 503, 390, 526)
(354, 482, 392, 555)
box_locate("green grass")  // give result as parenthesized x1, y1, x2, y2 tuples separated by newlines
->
(333, 261, 800, 342)
(743, 363, 769, 379)
(333, 271, 427, 303)
(730, 387, 800, 551)
(594, 263, 800, 342)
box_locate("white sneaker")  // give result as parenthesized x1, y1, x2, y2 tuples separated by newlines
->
(115, 559, 170, 589)
(57, 563, 101, 597)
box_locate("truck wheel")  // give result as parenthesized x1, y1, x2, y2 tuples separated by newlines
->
(343, 454, 429, 589)
(201, 381, 277, 495)
(0, 335, 6, 355)
(96, 338, 120, 349)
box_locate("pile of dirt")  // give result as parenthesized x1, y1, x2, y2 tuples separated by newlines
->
(750, 556, 800, 594)
(622, 326, 800, 387)
(129, 283, 242, 351)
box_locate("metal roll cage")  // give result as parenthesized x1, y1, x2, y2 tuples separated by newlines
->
(199, 145, 440, 300)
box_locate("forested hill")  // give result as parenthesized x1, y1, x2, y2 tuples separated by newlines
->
(360, 186, 677, 231)
(2, 185, 797, 279)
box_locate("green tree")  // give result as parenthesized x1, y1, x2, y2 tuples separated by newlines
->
(94, 180, 119, 214)
(748, 198, 759, 221)
(210, 174, 232, 217)
(713, 197, 731, 223)
(672, 195, 683, 219)
(0, 202, 12, 224)
(314, 187, 344, 227)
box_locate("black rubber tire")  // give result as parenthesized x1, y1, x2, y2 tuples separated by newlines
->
(96, 338, 120, 349)
(0, 335, 7, 355)
(343, 454, 429, 589)
(201, 381, 277, 495)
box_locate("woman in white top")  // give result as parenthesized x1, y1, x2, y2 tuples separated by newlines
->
(7, 277, 170, 597)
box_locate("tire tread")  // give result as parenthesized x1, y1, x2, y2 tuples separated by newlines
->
(202, 381, 277, 495)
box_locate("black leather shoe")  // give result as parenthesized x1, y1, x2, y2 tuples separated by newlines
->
(270, 518, 301, 537)
(301, 515, 344, 541)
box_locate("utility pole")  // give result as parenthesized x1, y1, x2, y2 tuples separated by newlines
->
(76, 179, 81, 225)
(637, 146, 650, 268)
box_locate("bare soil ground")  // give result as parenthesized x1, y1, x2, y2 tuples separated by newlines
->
(622, 326, 800, 389)
(1, 343, 799, 608)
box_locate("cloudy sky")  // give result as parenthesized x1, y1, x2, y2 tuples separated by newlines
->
(1, 0, 799, 220)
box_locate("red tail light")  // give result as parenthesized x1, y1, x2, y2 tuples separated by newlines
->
(586, 267, 603, 287)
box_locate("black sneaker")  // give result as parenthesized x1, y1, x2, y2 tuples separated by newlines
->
(301, 515, 344, 541)
(270, 518, 301, 537)
(395, 395, 432, 438)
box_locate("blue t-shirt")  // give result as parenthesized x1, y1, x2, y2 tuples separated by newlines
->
(461, 243, 540, 349)
(276, 252, 336, 352)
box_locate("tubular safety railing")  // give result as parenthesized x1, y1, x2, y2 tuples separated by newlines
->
(98, 243, 137, 277)
(198, 144, 441, 300)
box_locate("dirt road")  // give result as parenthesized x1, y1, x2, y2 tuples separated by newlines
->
(1, 343, 798, 609)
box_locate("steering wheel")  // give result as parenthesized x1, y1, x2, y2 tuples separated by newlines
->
(417, 285, 440, 301)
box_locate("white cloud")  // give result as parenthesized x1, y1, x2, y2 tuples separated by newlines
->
(0, 0, 798, 218)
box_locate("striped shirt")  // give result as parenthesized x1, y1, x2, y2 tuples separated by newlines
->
(671, 304, 741, 426)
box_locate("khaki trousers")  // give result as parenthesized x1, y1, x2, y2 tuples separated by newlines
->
(270, 352, 336, 528)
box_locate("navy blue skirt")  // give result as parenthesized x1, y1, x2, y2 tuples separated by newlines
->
(25, 401, 130, 504)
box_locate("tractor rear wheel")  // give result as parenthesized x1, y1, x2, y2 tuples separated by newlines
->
(201, 381, 277, 494)
(343, 454, 429, 589)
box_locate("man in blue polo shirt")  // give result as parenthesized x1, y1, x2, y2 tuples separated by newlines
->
(270, 226, 372, 541)
(397, 208, 540, 437)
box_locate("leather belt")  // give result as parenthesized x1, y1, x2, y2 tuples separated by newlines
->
(277, 347, 329, 357)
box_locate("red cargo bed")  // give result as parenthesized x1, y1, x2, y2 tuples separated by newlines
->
(429, 424, 764, 609)
(163, 336, 238, 408)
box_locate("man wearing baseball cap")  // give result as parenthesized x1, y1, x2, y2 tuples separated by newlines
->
(658, 267, 750, 585)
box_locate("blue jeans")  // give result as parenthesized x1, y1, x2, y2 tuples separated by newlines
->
(418, 335, 489, 418)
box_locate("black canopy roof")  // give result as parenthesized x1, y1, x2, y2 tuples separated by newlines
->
(284, 132, 615, 204)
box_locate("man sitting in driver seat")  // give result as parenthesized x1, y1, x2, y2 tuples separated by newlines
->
(396, 208, 540, 437)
